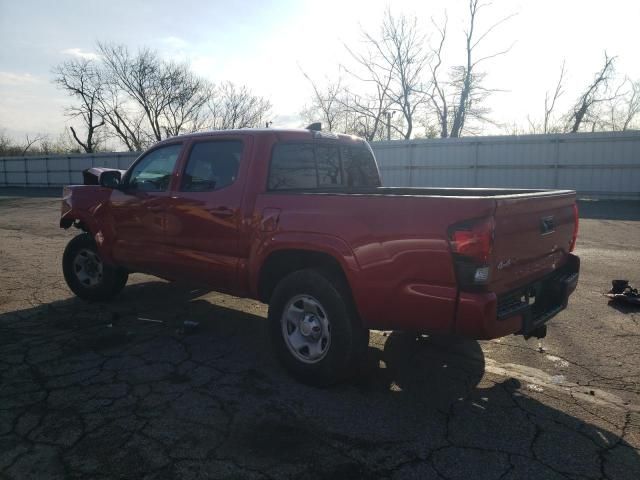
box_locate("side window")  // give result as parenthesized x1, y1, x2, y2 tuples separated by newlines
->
(128, 144, 182, 192)
(268, 144, 316, 190)
(182, 140, 243, 192)
(317, 145, 342, 187)
(341, 146, 381, 187)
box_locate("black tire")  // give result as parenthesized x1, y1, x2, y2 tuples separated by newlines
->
(62, 233, 128, 302)
(268, 268, 369, 386)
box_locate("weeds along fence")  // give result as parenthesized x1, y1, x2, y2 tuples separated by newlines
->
(1, 131, 639, 199)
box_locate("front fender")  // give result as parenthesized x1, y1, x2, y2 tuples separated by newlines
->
(60, 186, 116, 265)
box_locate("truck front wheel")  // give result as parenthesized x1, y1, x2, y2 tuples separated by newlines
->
(268, 269, 369, 386)
(62, 233, 128, 302)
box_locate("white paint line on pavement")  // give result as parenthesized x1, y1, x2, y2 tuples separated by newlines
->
(484, 358, 640, 412)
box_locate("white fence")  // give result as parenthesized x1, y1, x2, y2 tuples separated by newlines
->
(1, 131, 639, 199)
(373, 132, 640, 200)
(0, 152, 138, 188)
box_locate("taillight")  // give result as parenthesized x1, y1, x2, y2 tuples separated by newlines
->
(569, 203, 579, 252)
(448, 217, 495, 288)
(449, 217, 495, 263)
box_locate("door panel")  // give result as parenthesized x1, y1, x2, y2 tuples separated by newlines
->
(110, 189, 170, 272)
(108, 143, 183, 274)
(164, 138, 249, 292)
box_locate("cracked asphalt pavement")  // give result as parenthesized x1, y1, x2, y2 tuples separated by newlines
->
(1, 189, 639, 479)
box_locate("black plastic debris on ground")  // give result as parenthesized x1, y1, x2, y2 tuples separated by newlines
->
(605, 280, 640, 306)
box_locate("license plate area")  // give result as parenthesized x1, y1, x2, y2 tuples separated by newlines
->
(497, 255, 580, 334)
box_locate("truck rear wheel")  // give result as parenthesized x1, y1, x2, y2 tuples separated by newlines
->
(268, 268, 369, 386)
(62, 233, 128, 302)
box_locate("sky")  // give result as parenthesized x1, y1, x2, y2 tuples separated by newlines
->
(1, 0, 639, 143)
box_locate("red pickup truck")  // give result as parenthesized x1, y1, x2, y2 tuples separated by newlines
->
(60, 128, 579, 385)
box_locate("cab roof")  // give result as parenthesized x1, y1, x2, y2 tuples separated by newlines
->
(157, 128, 366, 146)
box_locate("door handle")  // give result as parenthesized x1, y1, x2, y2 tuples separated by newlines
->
(210, 207, 234, 217)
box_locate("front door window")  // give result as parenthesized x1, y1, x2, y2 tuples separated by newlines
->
(128, 144, 182, 192)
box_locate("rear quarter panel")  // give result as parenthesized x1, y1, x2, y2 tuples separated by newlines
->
(251, 192, 497, 332)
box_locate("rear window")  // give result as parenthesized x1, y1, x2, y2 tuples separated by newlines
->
(341, 145, 380, 187)
(317, 145, 342, 187)
(268, 143, 379, 190)
(268, 144, 317, 190)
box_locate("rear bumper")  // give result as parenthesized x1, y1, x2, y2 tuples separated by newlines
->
(455, 254, 580, 339)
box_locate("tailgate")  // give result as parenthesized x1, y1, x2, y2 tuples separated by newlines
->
(489, 191, 577, 295)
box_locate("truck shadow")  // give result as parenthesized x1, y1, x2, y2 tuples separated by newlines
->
(1, 281, 638, 479)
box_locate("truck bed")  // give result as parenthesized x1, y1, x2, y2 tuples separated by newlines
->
(270, 187, 575, 198)
(255, 187, 577, 333)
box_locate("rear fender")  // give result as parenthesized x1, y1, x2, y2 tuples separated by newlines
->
(249, 231, 361, 304)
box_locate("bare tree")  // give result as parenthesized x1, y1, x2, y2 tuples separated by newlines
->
(95, 80, 146, 151)
(39, 129, 82, 155)
(596, 78, 640, 131)
(97, 43, 211, 143)
(544, 60, 566, 133)
(163, 74, 211, 137)
(0, 130, 12, 156)
(207, 82, 271, 130)
(0, 129, 81, 156)
(342, 10, 429, 139)
(21, 133, 47, 156)
(449, 0, 515, 137)
(341, 42, 394, 140)
(381, 11, 430, 139)
(426, 1, 514, 138)
(619, 79, 640, 130)
(426, 13, 450, 138)
(98, 43, 166, 142)
(339, 91, 392, 141)
(300, 71, 345, 132)
(566, 53, 616, 133)
(54, 42, 271, 150)
(52, 59, 105, 152)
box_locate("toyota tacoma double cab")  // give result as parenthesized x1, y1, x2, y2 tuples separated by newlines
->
(60, 127, 580, 385)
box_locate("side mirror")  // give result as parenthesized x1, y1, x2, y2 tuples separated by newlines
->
(100, 170, 122, 189)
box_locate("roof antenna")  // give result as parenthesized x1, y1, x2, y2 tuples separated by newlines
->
(306, 122, 322, 131)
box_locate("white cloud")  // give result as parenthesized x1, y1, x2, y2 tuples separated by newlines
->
(61, 48, 100, 60)
(161, 36, 189, 50)
(273, 113, 303, 128)
(0, 72, 42, 85)
(190, 55, 220, 77)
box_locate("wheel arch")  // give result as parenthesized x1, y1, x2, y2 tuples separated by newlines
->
(60, 215, 91, 233)
(60, 209, 116, 265)
(60, 209, 96, 234)
(256, 247, 358, 310)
